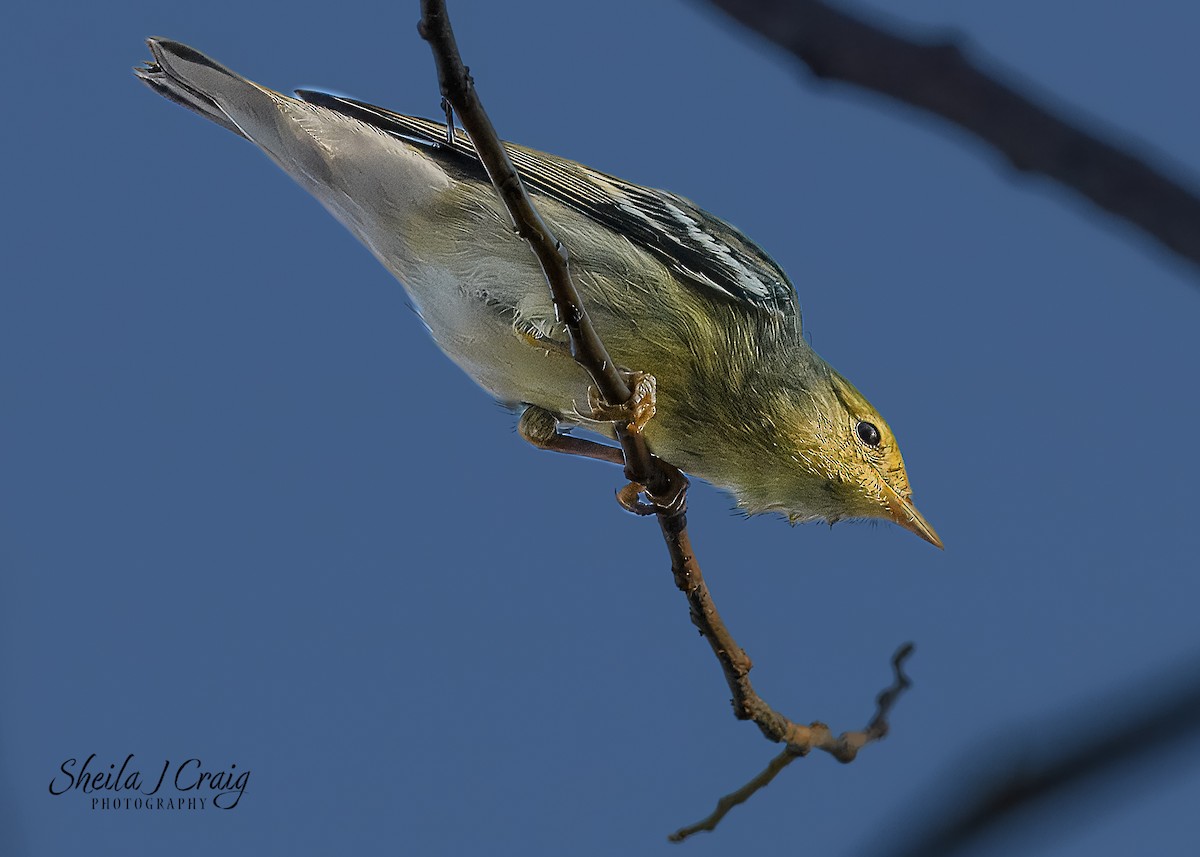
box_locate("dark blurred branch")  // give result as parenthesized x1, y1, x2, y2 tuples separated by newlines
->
(867, 660, 1200, 857)
(417, 1, 914, 835)
(706, 0, 1200, 277)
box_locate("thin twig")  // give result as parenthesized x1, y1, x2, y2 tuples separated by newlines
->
(670, 751, 796, 842)
(416, 0, 913, 832)
(416, 0, 667, 495)
(670, 645, 914, 842)
(706, 0, 1200, 276)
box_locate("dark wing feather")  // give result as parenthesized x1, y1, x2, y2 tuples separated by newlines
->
(295, 90, 798, 319)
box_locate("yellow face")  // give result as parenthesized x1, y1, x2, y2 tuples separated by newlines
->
(815, 371, 942, 548)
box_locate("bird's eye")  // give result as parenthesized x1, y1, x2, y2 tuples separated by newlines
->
(856, 420, 882, 447)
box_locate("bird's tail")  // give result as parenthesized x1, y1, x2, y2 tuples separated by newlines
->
(134, 38, 274, 140)
(135, 37, 327, 176)
(134, 37, 455, 285)
(134, 38, 365, 196)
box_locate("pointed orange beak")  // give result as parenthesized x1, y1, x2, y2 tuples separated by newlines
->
(880, 482, 943, 549)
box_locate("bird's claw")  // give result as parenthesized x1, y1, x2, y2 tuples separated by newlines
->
(588, 371, 657, 434)
(616, 482, 657, 516)
(615, 467, 688, 517)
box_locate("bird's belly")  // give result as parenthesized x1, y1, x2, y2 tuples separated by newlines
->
(386, 256, 591, 413)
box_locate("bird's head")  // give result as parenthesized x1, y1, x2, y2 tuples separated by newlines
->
(723, 356, 941, 549)
(784, 366, 942, 548)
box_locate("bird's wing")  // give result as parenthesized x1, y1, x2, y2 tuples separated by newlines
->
(295, 90, 799, 320)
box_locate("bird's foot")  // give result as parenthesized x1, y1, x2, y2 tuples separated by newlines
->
(615, 466, 688, 517)
(587, 371, 657, 434)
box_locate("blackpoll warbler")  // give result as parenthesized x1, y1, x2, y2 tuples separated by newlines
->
(136, 38, 941, 548)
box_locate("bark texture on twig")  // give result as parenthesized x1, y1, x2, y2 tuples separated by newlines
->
(416, 0, 913, 833)
(706, 0, 1200, 276)
(670, 644, 913, 842)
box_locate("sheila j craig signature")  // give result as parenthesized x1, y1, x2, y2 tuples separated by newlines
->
(49, 754, 249, 809)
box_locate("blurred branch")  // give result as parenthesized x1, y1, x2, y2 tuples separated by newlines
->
(706, 0, 1200, 277)
(417, 0, 914, 834)
(867, 659, 1200, 857)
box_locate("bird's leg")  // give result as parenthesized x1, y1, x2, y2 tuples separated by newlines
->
(518, 403, 683, 516)
(517, 405, 625, 466)
(584, 370, 676, 514)
(521, 371, 682, 516)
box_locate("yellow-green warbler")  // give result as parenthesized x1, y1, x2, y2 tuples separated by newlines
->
(136, 38, 941, 548)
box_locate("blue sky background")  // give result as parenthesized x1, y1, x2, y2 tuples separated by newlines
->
(3, 1, 1199, 854)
